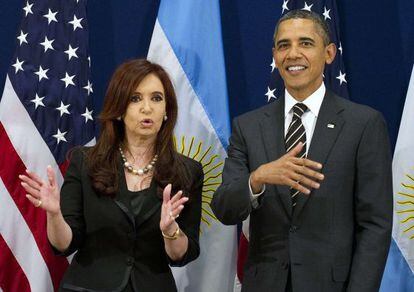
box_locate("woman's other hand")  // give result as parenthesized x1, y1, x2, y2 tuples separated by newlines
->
(19, 165, 61, 215)
(160, 183, 188, 235)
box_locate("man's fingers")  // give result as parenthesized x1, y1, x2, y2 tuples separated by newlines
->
(287, 178, 311, 195)
(291, 172, 320, 190)
(293, 164, 324, 181)
(286, 142, 304, 157)
(300, 158, 323, 170)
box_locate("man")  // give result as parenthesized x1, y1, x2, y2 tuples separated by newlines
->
(212, 10, 392, 292)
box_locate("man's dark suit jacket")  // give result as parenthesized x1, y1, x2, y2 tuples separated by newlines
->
(212, 91, 393, 292)
(56, 148, 203, 292)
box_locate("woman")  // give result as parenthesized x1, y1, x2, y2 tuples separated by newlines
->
(19, 59, 203, 291)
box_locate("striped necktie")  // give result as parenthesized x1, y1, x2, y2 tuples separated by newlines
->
(285, 102, 308, 207)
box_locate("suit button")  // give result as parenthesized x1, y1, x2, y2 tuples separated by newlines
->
(289, 225, 298, 233)
(281, 262, 289, 270)
(126, 257, 134, 266)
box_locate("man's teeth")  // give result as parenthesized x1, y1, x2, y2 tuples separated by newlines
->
(288, 66, 305, 71)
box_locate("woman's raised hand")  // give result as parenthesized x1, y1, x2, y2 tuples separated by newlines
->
(159, 184, 188, 235)
(19, 165, 61, 215)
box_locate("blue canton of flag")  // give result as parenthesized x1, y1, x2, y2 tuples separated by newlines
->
(9, 0, 95, 163)
(266, 0, 349, 102)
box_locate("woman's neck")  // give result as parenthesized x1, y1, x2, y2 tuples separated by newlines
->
(123, 136, 156, 161)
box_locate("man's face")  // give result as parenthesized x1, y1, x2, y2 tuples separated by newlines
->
(273, 18, 336, 100)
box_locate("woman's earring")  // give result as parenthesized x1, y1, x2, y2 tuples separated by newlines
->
(116, 116, 122, 121)
(163, 115, 168, 121)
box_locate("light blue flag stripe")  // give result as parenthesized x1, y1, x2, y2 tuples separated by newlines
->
(157, 0, 230, 147)
(380, 239, 414, 291)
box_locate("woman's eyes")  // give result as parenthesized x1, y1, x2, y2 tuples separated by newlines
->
(129, 94, 164, 103)
(129, 95, 140, 102)
(152, 95, 164, 102)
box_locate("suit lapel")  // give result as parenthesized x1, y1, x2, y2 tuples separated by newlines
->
(260, 98, 292, 217)
(292, 91, 345, 220)
(114, 164, 136, 228)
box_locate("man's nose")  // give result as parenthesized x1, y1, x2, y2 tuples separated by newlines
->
(287, 45, 301, 59)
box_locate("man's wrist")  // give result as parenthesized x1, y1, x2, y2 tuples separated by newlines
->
(250, 170, 264, 194)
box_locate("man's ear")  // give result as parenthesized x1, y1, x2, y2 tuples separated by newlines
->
(325, 43, 337, 65)
(272, 47, 277, 68)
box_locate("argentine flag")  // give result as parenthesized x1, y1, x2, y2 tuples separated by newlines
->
(147, 1, 237, 291)
(380, 65, 414, 291)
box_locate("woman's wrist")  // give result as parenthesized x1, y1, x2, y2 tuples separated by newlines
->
(162, 224, 180, 240)
(47, 209, 63, 220)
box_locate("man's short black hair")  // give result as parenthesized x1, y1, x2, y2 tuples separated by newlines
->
(273, 10, 331, 46)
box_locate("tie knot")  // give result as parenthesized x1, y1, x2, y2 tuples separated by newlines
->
(292, 103, 308, 118)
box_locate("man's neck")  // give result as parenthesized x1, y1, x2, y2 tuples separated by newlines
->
(286, 82, 324, 102)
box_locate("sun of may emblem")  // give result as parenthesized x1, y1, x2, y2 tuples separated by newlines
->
(396, 169, 414, 239)
(174, 135, 223, 233)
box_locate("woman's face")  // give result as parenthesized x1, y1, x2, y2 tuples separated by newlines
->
(123, 73, 167, 142)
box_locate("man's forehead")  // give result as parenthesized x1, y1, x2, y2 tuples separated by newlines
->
(276, 18, 319, 39)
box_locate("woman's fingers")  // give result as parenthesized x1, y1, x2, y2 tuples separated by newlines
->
(170, 196, 188, 209)
(162, 184, 172, 204)
(25, 170, 44, 187)
(19, 174, 42, 191)
(169, 204, 185, 219)
(26, 194, 42, 207)
(47, 165, 57, 188)
(20, 181, 41, 198)
(169, 190, 185, 204)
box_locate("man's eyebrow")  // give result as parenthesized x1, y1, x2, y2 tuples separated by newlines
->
(276, 39, 290, 46)
(298, 37, 315, 43)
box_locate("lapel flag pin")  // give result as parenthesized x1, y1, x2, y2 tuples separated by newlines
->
(327, 123, 335, 128)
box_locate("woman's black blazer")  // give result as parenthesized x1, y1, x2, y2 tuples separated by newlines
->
(56, 148, 203, 292)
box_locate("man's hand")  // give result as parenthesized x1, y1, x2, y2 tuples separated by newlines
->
(250, 142, 324, 194)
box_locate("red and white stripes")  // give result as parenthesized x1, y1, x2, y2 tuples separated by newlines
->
(0, 76, 68, 292)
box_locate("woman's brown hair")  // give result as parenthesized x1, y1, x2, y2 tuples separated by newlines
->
(86, 59, 190, 196)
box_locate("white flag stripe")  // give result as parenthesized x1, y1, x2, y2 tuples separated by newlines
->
(392, 65, 414, 273)
(148, 21, 224, 149)
(148, 19, 237, 292)
(0, 179, 53, 292)
(0, 76, 64, 184)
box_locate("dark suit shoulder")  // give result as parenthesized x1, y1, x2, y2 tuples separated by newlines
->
(234, 101, 279, 124)
(67, 145, 92, 162)
(330, 92, 385, 124)
(175, 153, 203, 178)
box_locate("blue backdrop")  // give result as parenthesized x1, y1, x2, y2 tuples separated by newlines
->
(1, 0, 413, 289)
(1, 0, 413, 147)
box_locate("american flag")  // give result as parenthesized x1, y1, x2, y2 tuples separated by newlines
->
(236, 0, 349, 289)
(0, 0, 95, 291)
(265, 0, 349, 102)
